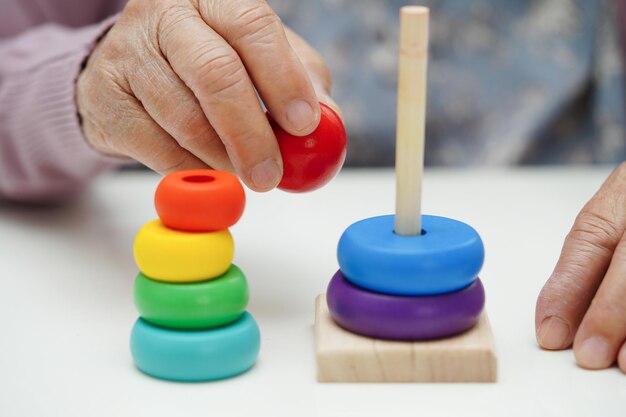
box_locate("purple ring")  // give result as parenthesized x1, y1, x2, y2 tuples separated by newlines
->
(327, 270, 485, 340)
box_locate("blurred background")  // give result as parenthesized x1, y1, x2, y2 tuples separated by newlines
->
(271, 0, 626, 167)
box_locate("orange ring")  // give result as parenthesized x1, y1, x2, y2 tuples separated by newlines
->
(155, 170, 245, 232)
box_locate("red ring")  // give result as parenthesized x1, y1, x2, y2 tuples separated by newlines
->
(155, 170, 245, 231)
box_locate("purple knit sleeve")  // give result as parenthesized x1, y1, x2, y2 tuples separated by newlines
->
(0, 14, 128, 202)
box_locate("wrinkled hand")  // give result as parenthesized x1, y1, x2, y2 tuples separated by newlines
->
(536, 162, 626, 372)
(77, 0, 337, 191)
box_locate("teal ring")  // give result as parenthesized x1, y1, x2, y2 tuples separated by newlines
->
(130, 312, 260, 382)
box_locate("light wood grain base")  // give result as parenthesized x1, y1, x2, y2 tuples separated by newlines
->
(315, 294, 497, 382)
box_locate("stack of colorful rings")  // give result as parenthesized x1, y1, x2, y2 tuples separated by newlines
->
(327, 214, 486, 340)
(130, 170, 260, 381)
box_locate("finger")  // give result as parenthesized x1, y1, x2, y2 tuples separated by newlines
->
(199, 0, 321, 135)
(77, 55, 208, 174)
(120, 113, 208, 175)
(84, 97, 208, 174)
(126, 47, 233, 172)
(535, 163, 626, 350)
(573, 232, 626, 369)
(157, 6, 282, 191)
(284, 27, 343, 119)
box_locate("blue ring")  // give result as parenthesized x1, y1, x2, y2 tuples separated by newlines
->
(337, 215, 484, 295)
(130, 312, 260, 382)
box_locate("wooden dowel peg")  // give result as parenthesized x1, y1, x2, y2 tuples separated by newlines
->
(394, 6, 429, 236)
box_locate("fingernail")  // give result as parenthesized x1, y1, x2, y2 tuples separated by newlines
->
(538, 316, 570, 350)
(576, 336, 611, 369)
(286, 100, 316, 132)
(250, 159, 281, 191)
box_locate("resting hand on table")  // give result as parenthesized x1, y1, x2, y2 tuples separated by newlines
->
(76, 0, 336, 192)
(536, 162, 626, 373)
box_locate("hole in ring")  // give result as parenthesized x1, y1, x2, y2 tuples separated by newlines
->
(182, 175, 215, 183)
(393, 229, 427, 236)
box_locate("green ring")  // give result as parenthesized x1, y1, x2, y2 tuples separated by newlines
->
(134, 264, 249, 330)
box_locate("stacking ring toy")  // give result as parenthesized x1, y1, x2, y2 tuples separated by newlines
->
(327, 270, 485, 340)
(130, 312, 261, 382)
(134, 220, 234, 282)
(337, 214, 484, 295)
(155, 169, 245, 232)
(134, 265, 249, 330)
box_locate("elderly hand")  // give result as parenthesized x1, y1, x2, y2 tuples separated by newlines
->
(536, 162, 626, 372)
(76, 0, 336, 191)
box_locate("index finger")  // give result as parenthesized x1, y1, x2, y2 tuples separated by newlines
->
(157, 6, 282, 191)
(198, 0, 321, 135)
(284, 27, 343, 119)
(535, 163, 626, 350)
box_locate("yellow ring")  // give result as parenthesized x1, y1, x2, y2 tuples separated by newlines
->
(134, 220, 234, 282)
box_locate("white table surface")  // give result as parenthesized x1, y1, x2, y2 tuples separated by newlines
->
(1, 167, 625, 417)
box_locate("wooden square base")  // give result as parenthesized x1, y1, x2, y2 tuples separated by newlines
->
(314, 294, 497, 382)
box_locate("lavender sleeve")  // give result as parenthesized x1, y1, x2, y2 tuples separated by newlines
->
(0, 14, 127, 202)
